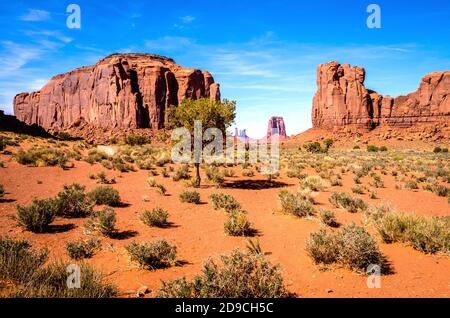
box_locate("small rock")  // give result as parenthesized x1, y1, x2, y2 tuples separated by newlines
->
(325, 289, 333, 293)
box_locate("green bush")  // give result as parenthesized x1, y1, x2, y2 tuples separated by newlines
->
(404, 180, 419, 190)
(224, 211, 253, 236)
(124, 134, 151, 146)
(367, 145, 379, 152)
(66, 238, 101, 260)
(179, 190, 200, 204)
(209, 193, 241, 213)
(125, 240, 177, 269)
(306, 224, 386, 272)
(17, 198, 57, 233)
(88, 186, 121, 206)
(56, 183, 94, 217)
(304, 141, 323, 153)
(141, 207, 169, 228)
(157, 250, 291, 298)
(278, 190, 315, 217)
(319, 209, 338, 227)
(16, 147, 67, 168)
(329, 192, 368, 213)
(84, 207, 117, 237)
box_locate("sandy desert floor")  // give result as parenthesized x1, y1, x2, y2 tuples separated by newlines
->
(0, 133, 449, 298)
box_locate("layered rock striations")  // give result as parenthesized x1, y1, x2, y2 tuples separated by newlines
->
(312, 61, 450, 130)
(14, 53, 221, 130)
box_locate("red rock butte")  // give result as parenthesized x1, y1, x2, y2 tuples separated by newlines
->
(312, 61, 450, 130)
(13, 53, 221, 130)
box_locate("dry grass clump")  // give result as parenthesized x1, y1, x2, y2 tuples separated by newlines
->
(329, 192, 368, 213)
(0, 237, 116, 297)
(17, 198, 58, 233)
(88, 186, 121, 206)
(16, 147, 68, 168)
(224, 211, 253, 236)
(56, 183, 94, 217)
(205, 165, 225, 187)
(157, 250, 291, 298)
(306, 223, 387, 273)
(300, 175, 328, 192)
(179, 190, 201, 204)
(172, 164, 190, 181)
(319, 209, 338, 227)
(141, 207, 169, 228)
(209, 193, 241, 213)
(66, 238, 101, 260)
(278, 190, 315, 217)
(125, 240, 177, 269)
(373, 211, 449, 254)
(84, 207, 117, 237)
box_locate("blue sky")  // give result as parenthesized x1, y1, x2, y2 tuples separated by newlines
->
(1, 0, 449, 138)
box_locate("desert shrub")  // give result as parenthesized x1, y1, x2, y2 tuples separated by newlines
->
(242, 168, 254, 177)
(209, 193, 241, 213)
(330, 178, 343, 186)
(329, 192, 368, 213)
(442, 148, 449, 153)
(136, 159, 153, 170)
(379, 146, 388, 152)
(306, 224, 385, 272)
(172, 165, 190, 181)
(304, 142, 323, 153)
(88, 186, 121, 206)
(12, 262, 117, 298)
(278, 190, 315, 217)
(351, 186, 364, 194)
(16, 147, 67, 168)
(301, 175, 327, 191)
(147, 177, 158, 187)
(84, 148, 110, 164)
(66, 238, 101, 260)
(124, 134, 151, 146)
(353, 145, 360, 150)
(375, 213, 449, 254)
(371, 174, 384, 188)
(156, 183, 167, 195)
(319, 209, 338, 227)
(223, 168, 236, 177)
(433, 146, 442, 153)
(205, 165, 225, 186)
(0, 237, 48, 283)
(17, 198, 57, 233)
(125, 240, 177, 269)
(404, 180, 419, 190)
(157, 250, 290, 298)
(84, 207, 116, 237)
(56, 183, 94, 217)
(141, 207, 169, 228)
(161, 168, 169, 178)
(179, 190, 200, 204)
(367, 145, 379, 152)
(224, 211, 253, 236)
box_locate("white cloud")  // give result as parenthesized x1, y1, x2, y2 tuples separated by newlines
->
(181, 15, 195, 24)
(24, 30, 73, 44)
(19, 9, 50, 22)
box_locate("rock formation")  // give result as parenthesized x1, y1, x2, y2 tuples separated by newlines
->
(14, 53, 221, 130)
(267, 116, 287, 139)
(312, 61, 450, 129)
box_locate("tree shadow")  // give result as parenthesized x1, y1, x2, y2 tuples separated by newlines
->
(380, 254, 395, 275)
(0, 199, 16, 203)
(155, 221, 179, 229)
(112, 202, 131, 208)
(110, 230, 138, 240)
(175, 259, 192, 267)
(223, 179, 290, 190)
(47, 223, 76, 233)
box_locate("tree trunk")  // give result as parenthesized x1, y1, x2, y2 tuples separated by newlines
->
(194, 163, 201, 187)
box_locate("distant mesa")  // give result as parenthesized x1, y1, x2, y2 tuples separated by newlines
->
(14, 53, 221, 131)
(312, 61, 450, 130)
(267, 116, 287, 140)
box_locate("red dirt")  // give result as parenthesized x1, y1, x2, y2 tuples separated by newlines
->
(0, 141, 449, 298)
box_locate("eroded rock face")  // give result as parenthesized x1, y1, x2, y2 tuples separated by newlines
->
(267, 116, 287, 139)
(14, 53, 221, 130)
(312, 61, 450, 129)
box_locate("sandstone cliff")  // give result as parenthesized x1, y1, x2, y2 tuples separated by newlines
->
(14, 53, 221, 130)
(267, 116, 287, 140)
(312, 61, 450, 129)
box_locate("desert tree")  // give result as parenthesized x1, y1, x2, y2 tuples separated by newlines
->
(168, 98, 236, 187)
